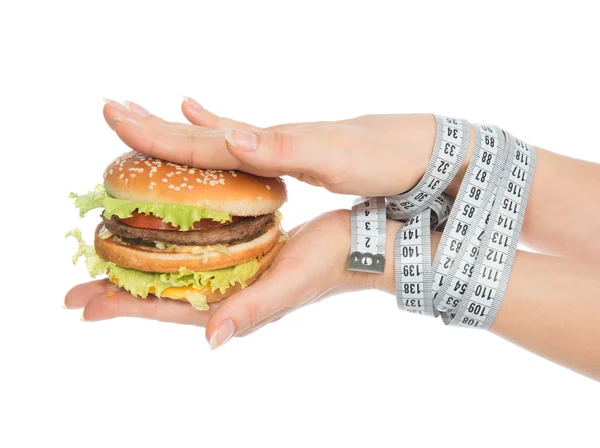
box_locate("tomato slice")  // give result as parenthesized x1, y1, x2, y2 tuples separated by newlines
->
(117, 211, 242, 230)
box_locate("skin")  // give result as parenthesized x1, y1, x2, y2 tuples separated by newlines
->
(66, 98, 600, 380)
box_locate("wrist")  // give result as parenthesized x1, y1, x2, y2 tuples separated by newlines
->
(373, 220, 442, 296)
(390, 116, 474, 199)
(329, 209, 381, 293)
(445, 122, 475, 197)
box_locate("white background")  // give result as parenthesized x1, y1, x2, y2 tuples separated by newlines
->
(1, 1, 599, 447)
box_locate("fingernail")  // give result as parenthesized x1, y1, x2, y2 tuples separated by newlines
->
(208, 319, 235, 350)
(114, 117, 143, 127)
(103, 97, 128, 114)
(123, 100, 151, 118)
(225, 128, 257, 152)
(182, 96, 204, 111)
(62, 304, 70, 309)
(80, 314, 87, 321)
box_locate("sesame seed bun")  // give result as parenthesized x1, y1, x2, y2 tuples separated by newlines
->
(95, 217, 284, 273)
(103, 151, 287, 216)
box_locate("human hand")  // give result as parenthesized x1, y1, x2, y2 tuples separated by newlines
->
(102, 98, 472, 197)
(64, 210, 374, 349)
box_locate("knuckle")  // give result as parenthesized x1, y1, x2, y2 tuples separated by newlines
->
(186, 149, 198, 169)
(146, 136, 160, 159)
(242, 301, 264, 328)
(269, 131, 295, 158)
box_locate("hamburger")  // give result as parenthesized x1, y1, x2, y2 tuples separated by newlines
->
(68, 151, 287, 311)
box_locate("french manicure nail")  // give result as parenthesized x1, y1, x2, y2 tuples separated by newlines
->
(80, 315, 86, 321)
(103, 97, 128, 113)
(123, 100, 151, 118)
(182, 96, 204, 111)
(208, 319, 235, 350)
(225, 128, 257, 152)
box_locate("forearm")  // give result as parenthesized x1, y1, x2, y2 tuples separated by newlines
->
(371, 218, 600, 381)
(491, 251, 600, 380)
(519, 147, 600, 263)
(441, 124, 600, 263)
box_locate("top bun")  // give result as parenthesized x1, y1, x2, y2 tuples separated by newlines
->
(103, 151, 287, 216)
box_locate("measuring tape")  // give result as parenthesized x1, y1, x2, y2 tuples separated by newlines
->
(348, 114, 536, 329)
(348, 196, 387, 274)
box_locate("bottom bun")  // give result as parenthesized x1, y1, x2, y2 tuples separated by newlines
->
(109, 238, 286, 307)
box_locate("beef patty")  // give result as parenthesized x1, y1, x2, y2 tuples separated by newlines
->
(102, 213, 275, 247)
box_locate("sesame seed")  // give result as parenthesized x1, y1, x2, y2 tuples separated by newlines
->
(168, 185, 174, 189)
(189, 169, 195, 174)
(181, 183, 187, 187)
(209, 181, 217, 186)
(119, 173, 124, 179)
(148, 173, 153, 178)
(162, 178, 168, 183)
(150, 182, 156, 186)
(125, 178, 129, 185)
(176, 171, 181, 174)
(174, 187, 180, 191)
(109, 169, 113, 175)
(266, 185, 271, 190)
(188, 185, 194, 189)
(166, 173, 173, 177)
(134, 161, 139, 164)
(138, 168, 144, 173)
(148, 185, 154, 190)
(257, 196, 262, 200)
(196, 178, 201, 183)
(232, 173, 237, 177)
(219, 178, 225, 185)
(130, 174, 135, 178)
(118, 167, 123, 171)
(183, 177, 188, 181)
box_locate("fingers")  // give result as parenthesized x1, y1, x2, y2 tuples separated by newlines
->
(235, 309, 289, 338)
(82, 289, 215, 326)
(181, 97, 255, 130)
(103, 98, 343, 184)
(205, 257, 309, 349)
(103, 98, 169, 130)
(224, 127, 345, 180)
(64, 279, 120, 309)
(103, 98, 241, 169)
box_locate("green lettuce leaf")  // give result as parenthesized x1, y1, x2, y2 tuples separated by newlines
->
(69, 185, 107, 217)
(66, 228, 261, 311)
(69, 185, 231, 231)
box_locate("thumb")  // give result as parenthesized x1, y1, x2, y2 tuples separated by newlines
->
(205, 257, 306, 350)
(224, 128, 338, 180)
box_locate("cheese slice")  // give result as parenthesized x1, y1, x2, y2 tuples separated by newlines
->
(109, 277, 211, 308)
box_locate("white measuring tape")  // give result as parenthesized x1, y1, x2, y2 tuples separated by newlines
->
(348, 115, 536, 329)
(348, 196, 387, 274)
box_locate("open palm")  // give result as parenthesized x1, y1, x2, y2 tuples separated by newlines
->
(65, 210, 367, 348)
